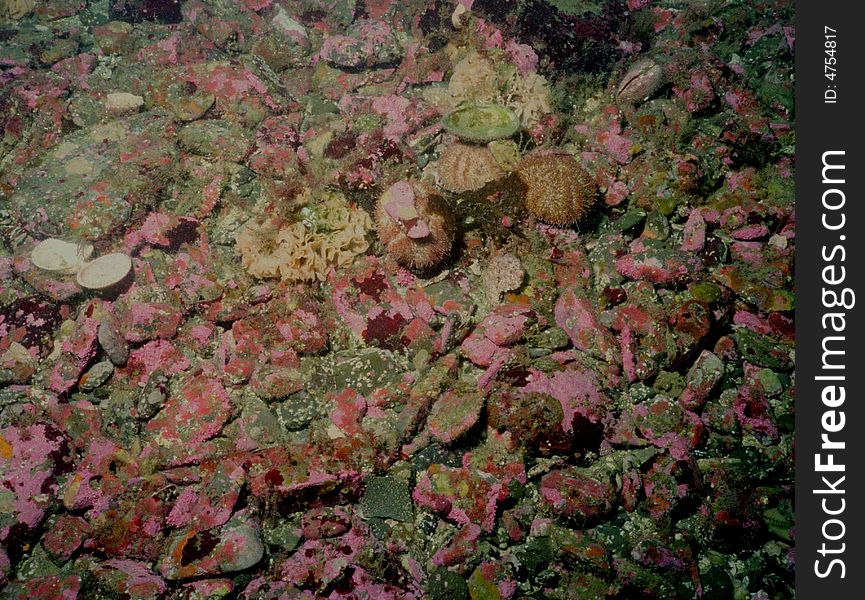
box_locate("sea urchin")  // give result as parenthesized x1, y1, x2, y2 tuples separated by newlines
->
(515, 152, 597, 226)
(375, 180, 456, 270)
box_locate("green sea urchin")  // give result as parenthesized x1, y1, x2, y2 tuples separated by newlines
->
(515, 152, 597, 226)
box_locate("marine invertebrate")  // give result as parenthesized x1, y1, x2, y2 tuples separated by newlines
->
(0, 0, 34, 20)
(443, 50, 550, 129)
(375, 180, 456, 270)
(515, 152, 597, 226)
(442, 103, 520, 143)
(500, 68, 552, 128)
(30, 238, 93, 275)
(428, 144, 504, 194)
(448, 51, 498, 104)
(482, 252, 525, 303)
(76, 253, 133, 290)
(617, 58, 665, 104)
(235, 190, 372, 282)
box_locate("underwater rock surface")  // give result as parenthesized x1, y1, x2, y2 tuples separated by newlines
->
(1, 0, 794, 598)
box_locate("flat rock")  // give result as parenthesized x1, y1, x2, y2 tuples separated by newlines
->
(9, 111, 178, 241)
(159, 510, 264, 580)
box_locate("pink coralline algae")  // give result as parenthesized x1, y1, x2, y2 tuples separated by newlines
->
(145, 374, 232, 463)
(539, 467, 618, 519)
(320, 19, 403, 70)
(554, 288, 619, 364)
(0, 423, 72, 538)
(521, 364, 610, 434)
(461, 304, 535, 367)
(0, 0, 795, 596)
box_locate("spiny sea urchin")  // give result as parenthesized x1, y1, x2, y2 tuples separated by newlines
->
(375, 180, 456, 270)
(429, 143, 504, 194)
(515, 152, 597, 226)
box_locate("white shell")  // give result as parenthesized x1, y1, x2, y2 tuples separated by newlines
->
(76, 253, 133, 290)
(30, 238, 93, 275)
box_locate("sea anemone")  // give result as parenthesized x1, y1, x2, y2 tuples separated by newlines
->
(428, 144, 504, 194)
(375, 180, 456, 270)
(515, 152, 597, 226)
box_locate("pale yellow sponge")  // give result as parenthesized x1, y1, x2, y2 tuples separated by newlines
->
(235, 190, 372, 282)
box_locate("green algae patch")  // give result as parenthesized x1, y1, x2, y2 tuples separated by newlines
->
(442, 103, 520, 143)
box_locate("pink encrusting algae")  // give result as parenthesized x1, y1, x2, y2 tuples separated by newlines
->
(0, 0, 794, 597)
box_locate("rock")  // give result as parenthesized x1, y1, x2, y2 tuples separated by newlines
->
(432, 523, 481, 567)
(427, 387, 484, 444)
(98, 312, 130, 366)
(487, 389, 573, 455)
(540, 466, 618, 519)
(301, 506, 352, 540)
(1, 296, 63, 357)
(119, 299, 183, 343)
(733, 328, 793, 371)
(78, 360, 114, 391)
(1, 575, 82, 599)
(643, 456, 691, 519)
(632, 397, 704, 460)
(105, 92, 145, 114)
(461, 304, 534, 367)
(145, 374, 232, 463)
(93, 560, 167, 599)
(554, 288, 619, 364)
(0, 423, 73, 548)
(361, 476, 413, 522)
(320, 19, 403, 70)
(166, 458, 245, 531)
(426, 566, 470, 600)
(520, 364, 610, 435)
(159, 510, 264, 579)
(616, 242, 703, 285)
(109, 0, 184, 24)
(413, 464, 505, 532)
(162, 81, 216, 122)
(40, 312, 100, 394)
(250, 365, 304, 401)
(678, 350, 724, 410)
(270, 5, 309, 48)
(43, 515, 90, 562)
(0, 342, 38, 385)
(680, 210, 706, 251)
(92, 21, 135, 55)
(9, 112, 178, 241)
(178, 120, 253, 162)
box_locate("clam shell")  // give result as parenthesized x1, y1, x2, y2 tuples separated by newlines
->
(76, 253, 133, 290)
(30, 238, 93, 275)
